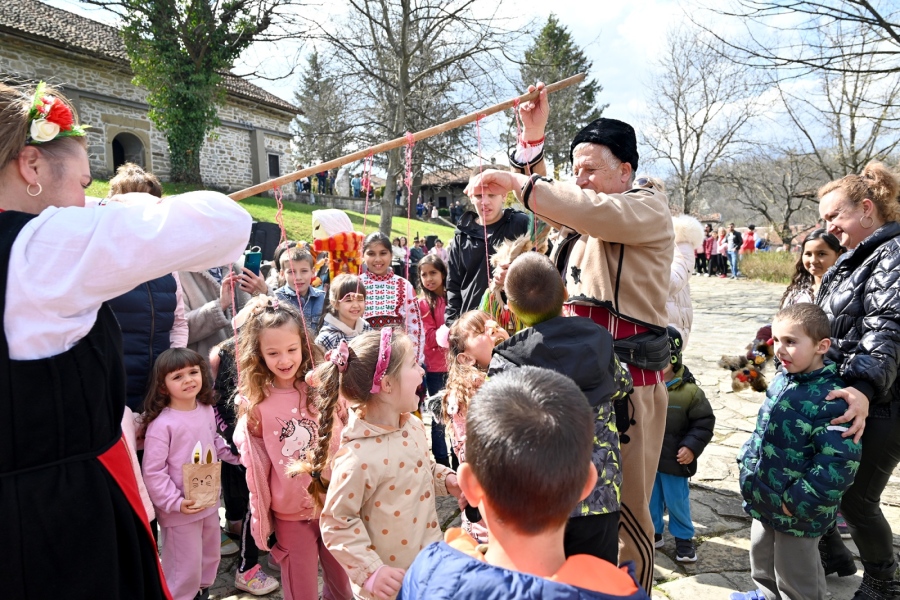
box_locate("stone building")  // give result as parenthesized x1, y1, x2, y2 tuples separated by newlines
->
(419, 167, 471, 209)
(0, 0, 300, 196)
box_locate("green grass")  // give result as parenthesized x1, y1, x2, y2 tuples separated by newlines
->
(739, 251, 797, 284)
(240, 197, 458, 243)
(86, 179, 204, 198)
(87, 179, 458, 243)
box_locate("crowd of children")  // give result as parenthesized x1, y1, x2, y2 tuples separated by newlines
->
(111, 161, 869, 600)
(4, 78, 882, 600)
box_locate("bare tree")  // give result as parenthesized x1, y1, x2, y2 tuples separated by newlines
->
(774, 25, 900, 182)
(703, 0, 900, 75)
(642, 27, 762, 214)
(312, 0, 521, 234)
(711, 149, 823, 244)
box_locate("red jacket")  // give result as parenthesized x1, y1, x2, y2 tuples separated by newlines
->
(702, 235, 714, 259)
(419, 296, 447, 372)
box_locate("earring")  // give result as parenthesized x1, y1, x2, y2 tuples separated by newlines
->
(26, 183, 42, 197)
(860, 214, 875, 229)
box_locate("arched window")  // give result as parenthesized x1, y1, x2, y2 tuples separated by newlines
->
(111, 132, 145, 170)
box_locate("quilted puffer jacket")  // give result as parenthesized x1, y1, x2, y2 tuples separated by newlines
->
(817, 221, 900, 406)
(658, 365, 715, 478)
(737, 362, 861, 537)
(488, 315, 633, 517)
(399, 529, 649, 600)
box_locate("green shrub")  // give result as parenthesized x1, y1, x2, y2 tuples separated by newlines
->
(739, 251, 797, 284)
(439, 208, 450, 217)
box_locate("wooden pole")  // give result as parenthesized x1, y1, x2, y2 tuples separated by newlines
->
(229, 74, 585, 201)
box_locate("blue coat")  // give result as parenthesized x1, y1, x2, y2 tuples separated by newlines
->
(737, 362, 861, 537)
(274, 284, 325, 335)
(399, 535, 649, 600)
(107, 274, 177, 411)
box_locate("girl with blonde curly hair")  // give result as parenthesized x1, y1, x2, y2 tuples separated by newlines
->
(232, 295, 350, 600)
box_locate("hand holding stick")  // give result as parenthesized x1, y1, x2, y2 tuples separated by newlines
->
(228, 74, 585, 202)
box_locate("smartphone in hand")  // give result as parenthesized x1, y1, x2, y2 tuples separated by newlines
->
(243, 250, 262, 276)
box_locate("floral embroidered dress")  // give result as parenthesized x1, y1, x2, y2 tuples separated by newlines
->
(360, 270, 424, 363)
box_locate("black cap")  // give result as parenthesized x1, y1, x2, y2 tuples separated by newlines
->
(667, 326, 683, 371)
(570, 118, 639, 172)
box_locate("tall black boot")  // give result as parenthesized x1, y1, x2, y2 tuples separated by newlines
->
(819, 526, 857, 577)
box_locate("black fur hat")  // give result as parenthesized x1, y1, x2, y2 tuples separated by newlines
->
(570, 118, 639, 172)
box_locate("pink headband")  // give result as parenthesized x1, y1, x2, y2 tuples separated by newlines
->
(370, 328, 393, 394)
(325, 340, 350, 373)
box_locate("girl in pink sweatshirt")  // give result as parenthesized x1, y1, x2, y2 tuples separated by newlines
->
(233, 296, 352, 600)
(140, 348, 240, 600)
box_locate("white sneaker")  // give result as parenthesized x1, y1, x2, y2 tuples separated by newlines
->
(220, 532, 239, 557)
(235, 564, 280, 595)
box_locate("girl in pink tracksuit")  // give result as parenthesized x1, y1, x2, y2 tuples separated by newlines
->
(141, 348, 240, 600)
(233, 296, 352, 600)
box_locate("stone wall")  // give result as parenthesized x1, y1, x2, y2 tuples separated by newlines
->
(291, 193, 409, 217)
(0, 33, 297, 198)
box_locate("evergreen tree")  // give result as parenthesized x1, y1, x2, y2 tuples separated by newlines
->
(293, 50, 352, 166)
(521, 15, 606, 176)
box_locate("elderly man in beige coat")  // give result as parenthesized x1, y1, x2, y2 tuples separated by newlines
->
(466, 83, 674, 591)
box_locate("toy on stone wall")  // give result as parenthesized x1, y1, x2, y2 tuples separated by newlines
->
(311, 209, 364, 280)
(479, 214, 550, 335)
(718, 325, 774, 392)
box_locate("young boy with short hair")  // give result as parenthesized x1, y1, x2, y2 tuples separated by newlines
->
(444, 171, 530, 324)
(731, 303, 861, 600)
(488, 252, 632, 564)
(399, 367, 649, 599)
(651, 327, 715, 562)
(274, 247, 325, 335)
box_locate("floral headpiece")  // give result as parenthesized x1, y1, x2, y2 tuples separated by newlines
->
(26, 82, 88, 145)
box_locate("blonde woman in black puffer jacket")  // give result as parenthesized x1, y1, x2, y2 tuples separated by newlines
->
(816, 162, 900, 600)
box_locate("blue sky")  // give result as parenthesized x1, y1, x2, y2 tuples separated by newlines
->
(43, 0, 746, 174)
(43, 0, 699, 123)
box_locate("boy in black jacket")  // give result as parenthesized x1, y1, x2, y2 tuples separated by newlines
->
(445, 177, 530, 324)
(650, 328, 715, 563)
(488, 252, 633, 564)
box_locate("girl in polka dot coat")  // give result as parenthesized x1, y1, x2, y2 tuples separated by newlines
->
(295, 328, 462, 600)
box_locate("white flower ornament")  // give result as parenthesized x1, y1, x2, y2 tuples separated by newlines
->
(30, 119, 60, 143)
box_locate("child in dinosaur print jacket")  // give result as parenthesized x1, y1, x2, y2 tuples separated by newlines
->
(735, 304, 861, 600)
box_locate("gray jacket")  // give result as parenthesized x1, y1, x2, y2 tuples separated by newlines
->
(178, 266, 250, 359)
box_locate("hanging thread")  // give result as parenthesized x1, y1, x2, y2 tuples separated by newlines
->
(273, 184, 317, 368)
(404, 131, 416, 284)
(361, 154, 374, 235)
(475, 114, 492, 289)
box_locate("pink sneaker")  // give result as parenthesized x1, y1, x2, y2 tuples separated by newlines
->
(235, 564, 280, 595)
(267, 553, 281, 573)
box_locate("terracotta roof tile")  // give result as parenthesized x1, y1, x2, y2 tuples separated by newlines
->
(0, 0, 300, 114)
(421, 167, 471, 187)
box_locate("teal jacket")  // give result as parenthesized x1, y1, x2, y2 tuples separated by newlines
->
(737, 362, 861, 537)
